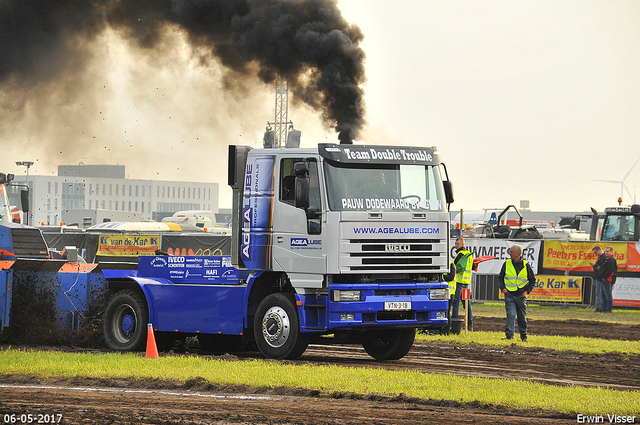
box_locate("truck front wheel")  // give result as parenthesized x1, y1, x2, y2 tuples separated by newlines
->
(103, 290, 149, 351)
(254, 293, 308, 360)
(362, 328, 416, 360)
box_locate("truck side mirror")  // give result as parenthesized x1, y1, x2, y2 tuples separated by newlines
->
(293, 162, 310, 209)
(293, 162, 308, 177)
(443, 181, 454, 204)
(20, 189, 30, 213)
(295, 177, 309, 209)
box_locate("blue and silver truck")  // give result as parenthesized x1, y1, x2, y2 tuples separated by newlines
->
(101, 143, 454, 360)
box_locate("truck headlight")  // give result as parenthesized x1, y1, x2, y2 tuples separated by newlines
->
(332, 290, 361, 302)
(430, 288, 449, 300)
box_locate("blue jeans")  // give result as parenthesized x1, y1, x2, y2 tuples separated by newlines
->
(504, 292, 527, 337)
(452, 284, 472, 326)
(602, 280, 614, 311)
(594, 279, 604, 310)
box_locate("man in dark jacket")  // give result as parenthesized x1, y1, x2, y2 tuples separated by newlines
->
(601, 246, 618, 313)
(498, 244, 536, 342)
(589, 246, 607, 312)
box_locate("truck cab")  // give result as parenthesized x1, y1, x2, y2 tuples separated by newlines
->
(600, 205, 640, 242)
(0, 173, 48, 260)
(248, 144, 452, 279)
(237, 143, 453, 358)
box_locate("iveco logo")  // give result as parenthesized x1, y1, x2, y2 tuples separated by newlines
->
(385, 243, 410, 252)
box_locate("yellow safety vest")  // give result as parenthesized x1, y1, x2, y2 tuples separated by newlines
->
(455, 250, 473, 286)
(504, 259, 529, 292)
(447, 261, 456, 296)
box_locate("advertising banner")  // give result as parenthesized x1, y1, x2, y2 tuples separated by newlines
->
(138, 255, 239, 285)
(161, 234, 231, 256)
(454, 239, 541, 274)
(542, 241, 627, 272)
(241, 155, 274, 270)
(498, 275, 583, 302)
(530, 275, 583, 302)
(97, 234, 160, 256)
(498, 276, 583, 303)
(626, 243, 640, 272)
(612, 277, 640, 307)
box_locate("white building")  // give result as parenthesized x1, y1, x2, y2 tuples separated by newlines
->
(7, 164, 219, 226)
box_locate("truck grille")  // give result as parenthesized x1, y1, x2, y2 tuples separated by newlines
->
(342, 238, 447, 272)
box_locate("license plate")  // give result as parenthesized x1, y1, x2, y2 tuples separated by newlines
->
(384, 301, 411, 311)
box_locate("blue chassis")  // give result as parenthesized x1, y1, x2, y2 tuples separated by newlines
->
(103, 256, 449, 336)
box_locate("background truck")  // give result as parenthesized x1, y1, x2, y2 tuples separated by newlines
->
(0, 173, 46, 261)
(0, 172, 140, 343)
(591, 204, 640, 242)
(100, 142, 455, 360)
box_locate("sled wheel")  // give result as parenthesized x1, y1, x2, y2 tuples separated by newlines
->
(103, 290, 149, 351)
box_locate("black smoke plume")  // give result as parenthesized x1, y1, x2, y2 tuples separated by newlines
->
(0, 0, 366, 143)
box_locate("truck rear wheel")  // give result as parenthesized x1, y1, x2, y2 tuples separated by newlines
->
(362, 328, 416, 360)
(254, 293, 308, 360)
(103, 290, 149, 351)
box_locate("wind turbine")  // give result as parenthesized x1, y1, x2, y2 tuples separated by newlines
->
(594, 155, 640, 204)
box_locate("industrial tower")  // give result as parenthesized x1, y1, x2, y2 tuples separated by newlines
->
(274, 79, 290, 147)
(264, 79, 291, 148)
(264, 78, 301, 149)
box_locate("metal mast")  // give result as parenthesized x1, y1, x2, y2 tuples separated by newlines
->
(264, 78, 296, 149)
(273, 78, 291, 148)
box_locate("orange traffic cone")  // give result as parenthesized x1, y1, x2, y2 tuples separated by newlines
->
(146, 323, 159, 359)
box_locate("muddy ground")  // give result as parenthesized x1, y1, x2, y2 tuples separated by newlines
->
(1, 316, 638, 424)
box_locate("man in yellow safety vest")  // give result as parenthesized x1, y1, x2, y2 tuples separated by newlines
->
(452, 237, 474, 331)
(439, 261, 456, 334)
(498, 244, 536, 342)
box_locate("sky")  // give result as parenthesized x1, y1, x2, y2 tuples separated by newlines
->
(1, 0, 639, 213)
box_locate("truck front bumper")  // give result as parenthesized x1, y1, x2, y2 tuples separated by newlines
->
(297, 282, 449, 332)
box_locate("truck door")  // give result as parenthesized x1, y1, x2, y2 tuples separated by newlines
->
(272, 157, 326, 287)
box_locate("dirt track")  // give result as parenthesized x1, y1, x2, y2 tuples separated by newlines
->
(1, 316, 638, 424)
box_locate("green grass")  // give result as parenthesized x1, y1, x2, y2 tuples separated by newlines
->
(416, 331, 640, 355)
(473, 303, 640, 324)
(1, 347, 639, 415)
(430, 303, 640, 354)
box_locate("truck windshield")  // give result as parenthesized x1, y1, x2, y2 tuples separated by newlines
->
(323, 162, 446, 212)
(601, 214, 636, 241)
